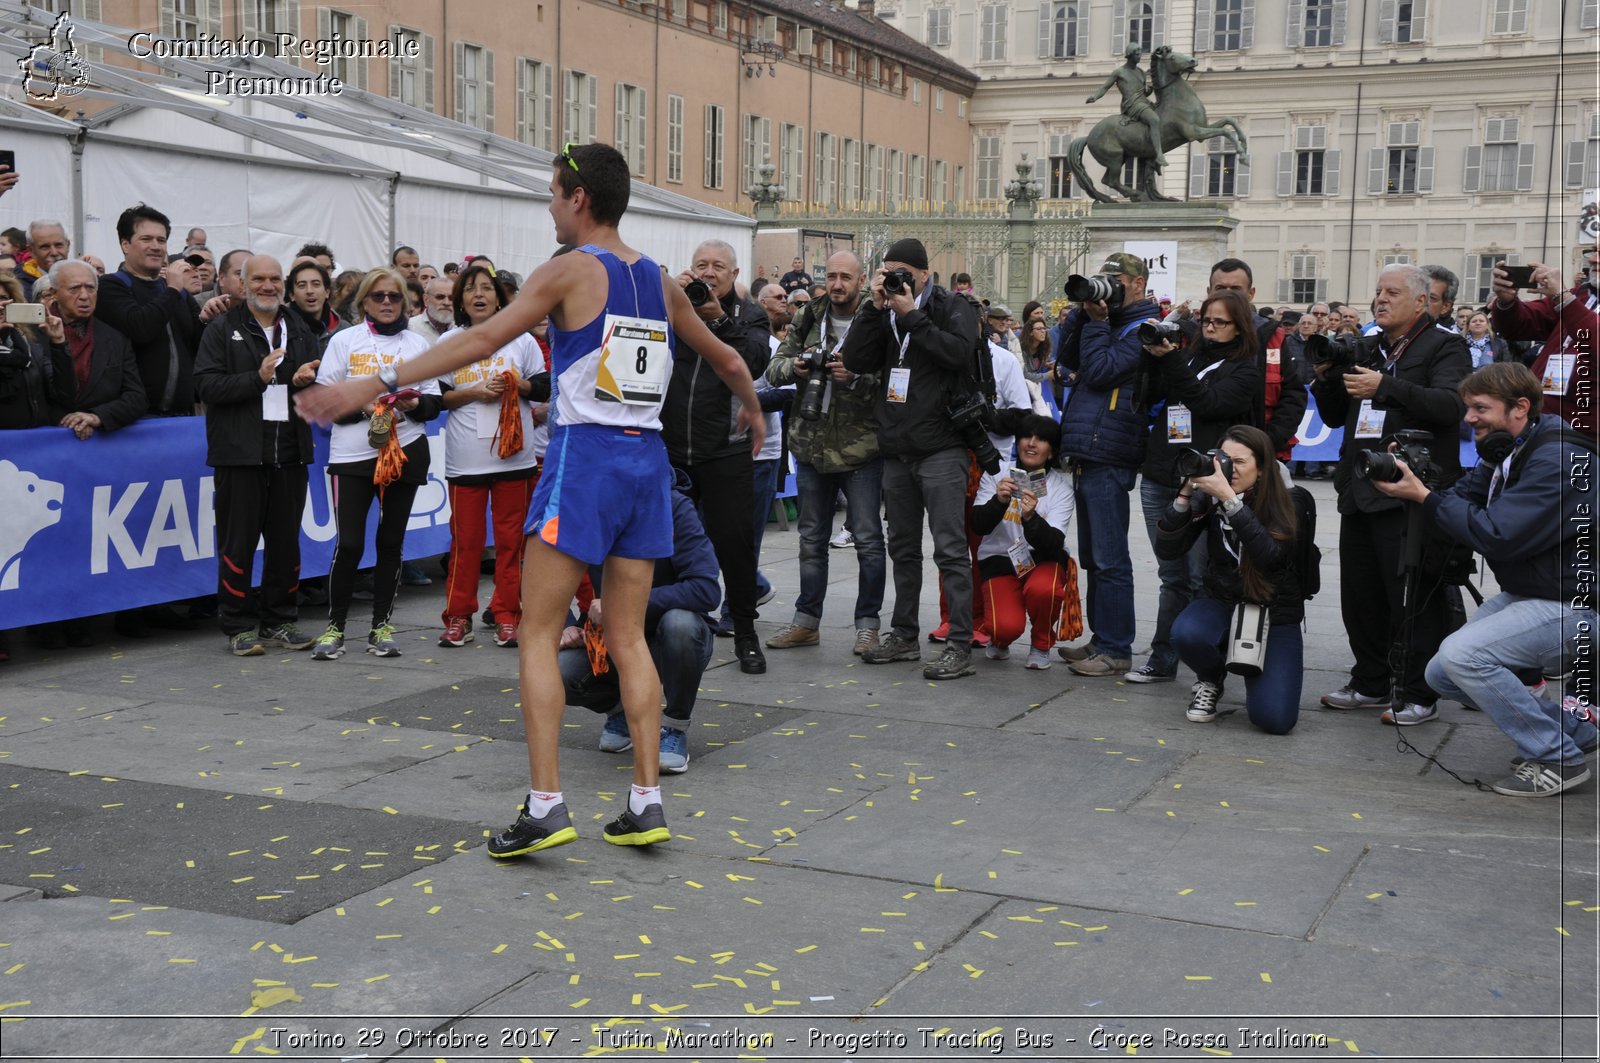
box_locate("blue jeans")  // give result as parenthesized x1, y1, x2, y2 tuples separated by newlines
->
(793, 457, 886, 628)
(1171, 596, 1304, 735)
(1426, 593, 1599, 764)
(559, 608, 714, 723)
(1074, 462, 1138, 658)
(1140, 478, 1207, 674)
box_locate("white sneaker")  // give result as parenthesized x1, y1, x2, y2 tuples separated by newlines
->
(1025, 648, 1052, 670)
(829, 527, 854, 549)
(984, 644, 1010, 661)
(1380, 702, 1439, 726)
(1186, 681, 1222, 723)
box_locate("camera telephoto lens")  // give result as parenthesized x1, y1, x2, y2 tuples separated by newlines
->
(1137, 320, 1180, 346)
(882, 268, 914, 296)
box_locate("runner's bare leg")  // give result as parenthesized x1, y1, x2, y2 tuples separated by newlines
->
(516, 536, 589, 791)
(598, 554, 662, 786)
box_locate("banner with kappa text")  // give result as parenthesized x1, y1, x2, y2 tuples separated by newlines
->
(0, 418, 455, 628)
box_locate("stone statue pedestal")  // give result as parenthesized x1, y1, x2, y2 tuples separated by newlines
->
(1082, 202, 1239, 302)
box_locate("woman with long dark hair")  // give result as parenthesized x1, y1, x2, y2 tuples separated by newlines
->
(1157, 424, 1306, 733)
(1130, 287, 1263, 684)
(308, 268, 442, 660)
(435, 261, 546, 650)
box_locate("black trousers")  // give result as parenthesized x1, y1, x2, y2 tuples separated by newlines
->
(328, 475, 419, 630)
(214, 464, 309, 637)
(1338, 507, 1450, 706)
(678, 450, 757, 635)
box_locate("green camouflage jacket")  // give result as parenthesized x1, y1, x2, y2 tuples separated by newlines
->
(764, 298, 881, 473)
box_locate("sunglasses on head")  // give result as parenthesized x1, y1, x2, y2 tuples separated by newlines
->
(555, 143, 586, 192)
(367, 290, 405, 304)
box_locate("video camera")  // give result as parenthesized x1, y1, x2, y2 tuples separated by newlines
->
(1064, 273, 1125, 307)
(1354, 429, 1440, 487)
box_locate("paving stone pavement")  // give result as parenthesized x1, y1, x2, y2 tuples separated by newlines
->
(0, 480, 1595, 1061)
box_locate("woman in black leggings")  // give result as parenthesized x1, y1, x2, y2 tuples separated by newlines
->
(307, 268, 442, 659)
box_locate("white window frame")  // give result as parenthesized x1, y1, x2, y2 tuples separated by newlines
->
(667, 94, 685, 184)
(615, 83, 647, 177)
(926, 6, 951, 47)
(387, 25, 434, 111)
(815, 131, 837, 206)
(979, 3, 1008, 62)
(454, 42, 493, 133)
(1489, 0, 1529, 35)
(515, 58, 553, 150)
(781, 123, 804, 201)
(976, 134, 1002, 200)
(563, 70, 598, 146)
(743, 113, 772, 192)
(1465, 116, 1535, 194)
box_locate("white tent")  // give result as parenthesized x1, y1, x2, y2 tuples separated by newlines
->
(0, 1, 754, 275)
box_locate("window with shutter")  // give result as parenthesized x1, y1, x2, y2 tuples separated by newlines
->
(1379, 0, 1426, 42)
(704, 104, 725, 189)
(1479, 117, 1524, 192)
(911, 155, 926, 201)
(926, 7, 950, 47)
(390, 25, 425, 107)
(1290, 253, 1319, 304)
(1287, 125, 1332, 195)
(976, 135, 1002, 199)
(1126, 1, 1155, 51)
(1584, 0, 1599, 30)
(516, 59, 551, 149)
(782, 124, 804, 200)
(1303, 0, 1334, 46)
(564, 70, 597, 145)
(616, 84, 646, 176)
(1047, 132, 1074, 198)
(979, 4, 1007, 62)
(667, 95, 684, 183)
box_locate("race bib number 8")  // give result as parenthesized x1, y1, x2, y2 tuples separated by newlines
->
(595, 315, 671, 405)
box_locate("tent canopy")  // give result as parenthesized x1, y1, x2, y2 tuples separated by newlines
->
(0, 2, 753, 275)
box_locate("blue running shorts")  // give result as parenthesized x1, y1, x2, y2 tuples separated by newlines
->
(524, 422, 674, 564)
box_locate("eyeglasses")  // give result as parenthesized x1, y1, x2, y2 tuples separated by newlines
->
(367, 290, 405, 304)
(1200, 316, 1235, 328)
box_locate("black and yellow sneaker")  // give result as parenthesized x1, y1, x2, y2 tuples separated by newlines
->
(602, 802, 671, 847)
(487, 800, 578, 859)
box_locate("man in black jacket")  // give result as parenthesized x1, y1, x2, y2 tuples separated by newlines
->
(842, 238, 983, 680)
(1312, 263, 1471, 725)
(192, 256, 322, 656)
(45, 260, 147, 440)
(662, 239, 772, 674)
(95, 204, 204, 417)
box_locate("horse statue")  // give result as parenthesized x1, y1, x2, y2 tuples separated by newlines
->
(1067, 46, 1248, 204)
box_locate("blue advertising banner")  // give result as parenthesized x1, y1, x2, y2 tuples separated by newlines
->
(1, 418, 455, 627)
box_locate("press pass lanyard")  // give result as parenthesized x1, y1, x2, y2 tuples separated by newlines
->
(888, 285, 930, 366)
(1377, 316, 1430, 373)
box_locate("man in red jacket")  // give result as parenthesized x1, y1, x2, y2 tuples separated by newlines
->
(1490, 238, 1598, 437)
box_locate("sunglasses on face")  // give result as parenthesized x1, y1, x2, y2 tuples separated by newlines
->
(367, 291, 404, 304)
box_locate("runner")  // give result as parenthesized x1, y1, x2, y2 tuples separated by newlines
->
(297, 142, 764, 855)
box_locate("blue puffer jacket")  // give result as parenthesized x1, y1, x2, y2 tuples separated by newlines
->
(1057, 298, 1160, 469)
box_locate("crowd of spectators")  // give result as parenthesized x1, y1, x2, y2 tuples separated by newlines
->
(2, 165, 1593, 799)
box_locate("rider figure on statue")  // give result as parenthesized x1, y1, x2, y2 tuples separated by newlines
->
(1087, 46, 1164, 172)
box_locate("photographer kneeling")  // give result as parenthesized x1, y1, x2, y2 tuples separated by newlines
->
(1372, 363, 1597, 798)
(1158, 426, 1307, 733)
(969, 416, 1077, 670)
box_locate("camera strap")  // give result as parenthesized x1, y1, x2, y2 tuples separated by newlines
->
(1377, 316, 1430, 372)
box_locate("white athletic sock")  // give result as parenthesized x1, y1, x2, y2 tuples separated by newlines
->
(527, 789, 563, 818)
(629, 784, 661, 815)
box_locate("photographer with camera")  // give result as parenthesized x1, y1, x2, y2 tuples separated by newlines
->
(763, 250, 886, 656)
(1053, 252, 1161, 676)
(1488, 239, 1597, 435)
(969, 416, 1077, 670)
(1310, 264, 1471, 723)
(1158, 426, 1308, 732)
(1372, 363, 1597, 796)
(1131, 289, 1263, 683)
(841, 237, 983, 680)
(664, 239, 773, 675)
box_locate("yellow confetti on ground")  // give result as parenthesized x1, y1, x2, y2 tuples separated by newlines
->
(1365, 893, 1382, 900)
(1177, 888, 1194, 896)
(1557, 927, 1571, 937)
(1184, 975, 1212, 981)
(794, 944, 817, 953)
(1259, 972, 1272, 983)
(363, 974, 389, 983)
(1351, 812, 1363, 819)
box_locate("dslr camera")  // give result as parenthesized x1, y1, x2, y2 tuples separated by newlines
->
(1137, 319, 1183, 346)
(1064, 273, 1125, 307)
(947, 392, 1002, 474)
(1354, 429, 1439, 486)
(1173, 447, 1235, 483)
(796, 345, 838, 422)
(882, 268, 916, 296)
(684, 278, 713, 307)
(1304, 332, 1366, 372)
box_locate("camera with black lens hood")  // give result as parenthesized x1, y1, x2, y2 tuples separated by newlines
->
(1173, 447, 1234, 483)
(1137, 318, 1183, 347)
(684, 279, 713, 307)
(947, 392, 1002, 474)
(1064, 273, 1126, 307)
(1305, 332, 1365, 372)
(1354, 429, 1439, 486)
(882, 267, 916, 297)
(796, 345, 838, 422)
